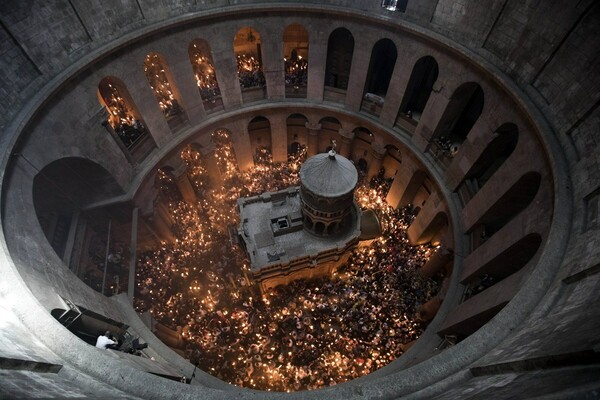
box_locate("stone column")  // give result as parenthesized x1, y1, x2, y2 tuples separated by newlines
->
(150, 203, 175, 243)
(230, 120, 254, 171)
(201, 145, 224, 189)
(344, 37, 372, 112)
(120, 67, 171, 147)
(307, 29, 327, 101)
(338, 128, 355, 158)
(386, 159, 426, 209)
(211, 40, 243, 110)
(379, 53, 415, 127)
(175, 173, 198, 205)
(163, 45, 206, 125)
(269, 113, 288, 162)
(367, 142, 386, 179)
(262, 26, 285, 100)
(306, 122, 321, 156)
(412, 81, 450, 152)
(407, 191, 447, 245)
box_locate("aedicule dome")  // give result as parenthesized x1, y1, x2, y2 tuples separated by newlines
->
(299, 151, 358, 198)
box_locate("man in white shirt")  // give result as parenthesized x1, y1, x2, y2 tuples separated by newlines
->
(96, 331, 118, 349)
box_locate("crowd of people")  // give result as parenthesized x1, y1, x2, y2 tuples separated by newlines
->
(133, 138, 439, 391)
(284, 51, 308, 90)
(236, 54, 266, 89)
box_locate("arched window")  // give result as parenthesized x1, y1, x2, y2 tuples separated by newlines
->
(212, 129, 239, 180)
(234, 27, 266, 102)
(431, 82, 484, 165)
(324, 28, 354, 98)
(470, 171, 541, 251)
(143, 52, 187, 131)
(248, 116, 272, 165)
(97, 77, 156, 162)
(283, 24, 309, 98)
(398, 56, 438, 122)
(361, 38, 397, 116)
(458, 123, 519, 205)
(188, 39, 223, 112)
(33, 157, 124, 263)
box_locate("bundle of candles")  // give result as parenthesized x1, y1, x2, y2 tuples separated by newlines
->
(144, 53, 182, 117)
(189, 44, 221, 102)
(135, 136, 438, 391)
(236, 54, 265, 89)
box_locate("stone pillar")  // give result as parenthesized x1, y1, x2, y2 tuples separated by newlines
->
(306, 122, 321, 156)
(307, 29, 327, 101)
(163, 45, 206, 125)
(120, 68, 171, 147)
(230, 120, 254, 171)
(338, 128, 355, 158)
(345, 36, 372, 112)
(367, 142, 386, 179)
(417, 297, 441, 322)
(379, 53, 415, 127)
(201, 145, 223, 189)
(150, 205, 174, 243)
(262, 26, 285, 101)
(407, 191, 447, 245)
(420, 247, 453, 279)
(175, 173, 198, 204)
(269, 113, 288, 162)
(386, 161, 426, 209)
(211, 40, 242, 110)
(412, 81, 450, 152)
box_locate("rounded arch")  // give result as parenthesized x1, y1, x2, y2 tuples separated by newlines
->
(399, 55, 439, 120)
(314, 221, 325, 235)
(234, 27, 265, 94)
(433, 82, 484, 154)
(324, 27, 354, 90)
(283, 23, 309, 98)
(188, 38, 222, 112)
(33, 157, 125, 259)
(462, 233, 542, 284)
(471, 171, 541, 247)
(362, 38, 397, 116)
(460, 123, 519, 202)
(143, 52, 187, 130)
(353, 127, 374, 144)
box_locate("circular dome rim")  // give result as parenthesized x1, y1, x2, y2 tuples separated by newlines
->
(299, 152, 358, 198)
(0, 4, 572, 400)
